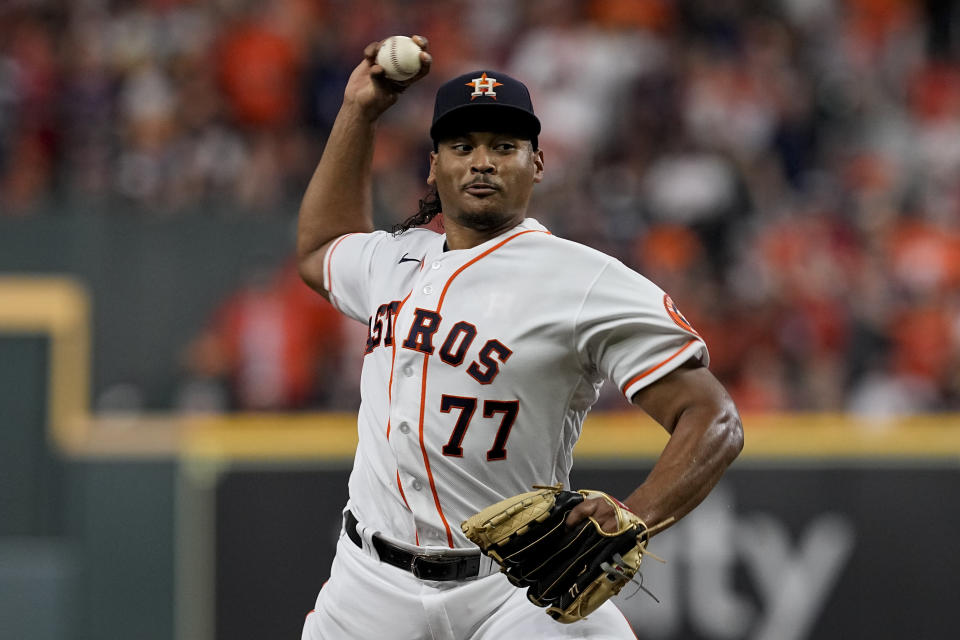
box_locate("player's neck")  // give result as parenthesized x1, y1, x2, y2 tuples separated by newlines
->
(443, 216, 525, 250)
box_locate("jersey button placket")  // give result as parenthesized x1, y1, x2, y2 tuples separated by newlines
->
(397, 272, 446, 543)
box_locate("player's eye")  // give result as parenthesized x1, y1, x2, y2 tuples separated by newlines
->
(451, 143, 472, 153)
(495, 142, 516, 152)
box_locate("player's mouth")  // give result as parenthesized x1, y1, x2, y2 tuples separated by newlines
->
(463, 181, 500, 197)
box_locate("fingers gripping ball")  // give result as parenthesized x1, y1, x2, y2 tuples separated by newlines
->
(461, 485, 658, 624)
(376, 36, 423, 81)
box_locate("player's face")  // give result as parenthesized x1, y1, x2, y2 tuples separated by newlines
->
(428, 131, 544, 234)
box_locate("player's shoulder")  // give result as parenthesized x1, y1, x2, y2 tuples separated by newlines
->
(380, 227, 441, 250)
(343, 226, 443, 262)
(517, 219, 665, 296)
(371, 226, 441, 245)
(517, 219, 618, 271)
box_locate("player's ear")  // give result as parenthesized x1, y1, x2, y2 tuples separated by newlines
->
(532, 148, 544, 184)
(427, 150, 437, 185)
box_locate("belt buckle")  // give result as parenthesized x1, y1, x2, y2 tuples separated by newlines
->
(410, 554, 461, 581)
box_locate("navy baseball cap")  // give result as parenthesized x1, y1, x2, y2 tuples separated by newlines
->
(430, 71, 541, 148)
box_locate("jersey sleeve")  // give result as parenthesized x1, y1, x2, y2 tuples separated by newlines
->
(574, 259, 709, 400)
(322, 231, 390, 323)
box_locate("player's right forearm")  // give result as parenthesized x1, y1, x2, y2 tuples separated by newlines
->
(297, 102, 378, 261)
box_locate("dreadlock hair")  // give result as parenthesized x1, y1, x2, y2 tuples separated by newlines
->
(392, 185, 442, 235)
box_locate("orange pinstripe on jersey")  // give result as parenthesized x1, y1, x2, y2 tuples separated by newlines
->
(415, 347, 453, 545)
(436, 230, 546, 308)
(418, 228, 550, 547)
(396, 469, 411, 509)
(620, 338, 698, 396)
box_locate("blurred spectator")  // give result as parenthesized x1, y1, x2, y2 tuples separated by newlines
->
(177, 257, 348, 412)
(0, 10, 59, 214)
(216, 8, 301, 130)
(508, 0, 668, 178)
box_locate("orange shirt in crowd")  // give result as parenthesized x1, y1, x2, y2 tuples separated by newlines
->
(208, 261, 342, 410)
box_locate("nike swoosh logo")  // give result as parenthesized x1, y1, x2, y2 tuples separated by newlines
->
(398, 253, 424, 265)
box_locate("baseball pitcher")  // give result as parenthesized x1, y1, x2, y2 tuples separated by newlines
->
(297, 36, 744, 639)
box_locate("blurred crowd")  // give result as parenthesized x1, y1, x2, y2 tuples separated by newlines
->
(3, 0, 960, 415)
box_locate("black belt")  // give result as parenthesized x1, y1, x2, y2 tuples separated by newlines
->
(344, 510, 481, 581)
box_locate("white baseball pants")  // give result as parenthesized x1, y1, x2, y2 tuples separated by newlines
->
(302, 532, 637, 639)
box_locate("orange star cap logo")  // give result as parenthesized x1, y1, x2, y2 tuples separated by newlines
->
(466, 72, 503, 100)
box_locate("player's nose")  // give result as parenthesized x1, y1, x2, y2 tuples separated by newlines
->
(470, 148, 496, 174)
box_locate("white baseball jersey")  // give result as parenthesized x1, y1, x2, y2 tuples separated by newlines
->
(323, 217, 707, 550)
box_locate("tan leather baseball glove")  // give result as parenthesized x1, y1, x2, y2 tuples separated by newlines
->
(461, 484, 664, 623)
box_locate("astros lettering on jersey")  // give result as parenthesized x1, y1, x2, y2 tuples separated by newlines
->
(323, 217, 707, 549)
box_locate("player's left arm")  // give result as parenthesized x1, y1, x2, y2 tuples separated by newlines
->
(567, 358, 743, 534)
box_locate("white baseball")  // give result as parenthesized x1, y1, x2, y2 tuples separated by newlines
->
(376, 36, 422, 81)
